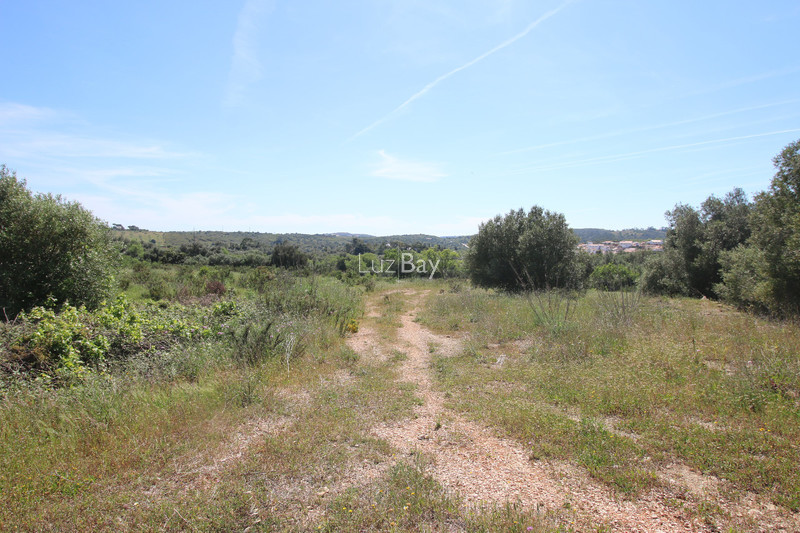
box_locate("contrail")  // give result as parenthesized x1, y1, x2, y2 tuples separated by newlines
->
(347, 1, 573, 142)
(506, 128, 800, 174)
(499, 99, 800, 155)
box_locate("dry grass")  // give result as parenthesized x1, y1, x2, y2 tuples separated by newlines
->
(0, 281, 562, 532)
(420, 286, 800, 529)
(8, 278, 798, 531)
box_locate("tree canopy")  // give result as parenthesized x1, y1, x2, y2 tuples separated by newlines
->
(0, 166, 117, 316)
(716, 139, 800, 315)
(640, 188, 751, 297)
(466, 206, 578, 291)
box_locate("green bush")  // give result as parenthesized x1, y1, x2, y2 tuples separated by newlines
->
(0, 166, 117, 316)
(590, 263, 638, 291)
(5, 295, 237, 381)
(13, 303, 109, 377)
(465, 206, 578, 291)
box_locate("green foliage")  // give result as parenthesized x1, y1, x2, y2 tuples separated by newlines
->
(229, 320, 286, 366)
(466, 206, 578, 291)
(421, 247, 462, 278)
(269, 241, 308, 268)
(241, 265, 277, 293)
(739, 139, 800, 314)
(13, 303, 109, 378)
(639, 251, 690, 295)
(0, 166, 117, 316)
(4, 295, 238, 382)
(574, 227, 666, 243)
(708, 139, 800, 315)
(590, 263, 638, 291)
(715, 245, 771, 311)
(641, 188, 751, 297)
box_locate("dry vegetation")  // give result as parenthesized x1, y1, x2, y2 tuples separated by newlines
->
(2, 278, 799, 531)
(420, 286, 800, 531)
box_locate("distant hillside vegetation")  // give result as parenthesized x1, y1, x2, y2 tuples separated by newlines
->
(573, 227, 666, 243)
(114, 228, 665, 253)
(114, 230, 472, 254)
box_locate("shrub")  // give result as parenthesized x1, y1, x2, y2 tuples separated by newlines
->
(0, 166, 116, 316)
(590, 263, 638, 291)
(465, 206, 578, 292)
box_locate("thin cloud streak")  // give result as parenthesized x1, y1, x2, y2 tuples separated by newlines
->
(372, 150, 447, 182)
(507, 129, 800, 174)
(683, 65, 800, 99)
(224, 0, 274, 108)
(348, 1, 573, 141)
(0, 102, 61, 125)
(500, 99, 800, 155)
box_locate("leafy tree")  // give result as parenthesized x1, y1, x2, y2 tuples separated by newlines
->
(345, 237, 372, 255)
(639, 252, 690, 295)
(240, 237, 257, 250)
(641, 188, 751, 297)
(718, 139, 800, 314)
(421, 248, 462, 278)
(590, 263, 638, 291)
(269, 241, 308, 268)
(124, 240, 145, 259)
(466, 206, 578, 291)
(0, 166, 117, 316)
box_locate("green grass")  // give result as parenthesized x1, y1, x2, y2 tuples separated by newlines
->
(7, 273, 798, 529)
(0, 278, 569, 531)
(421, 287, 800, 508)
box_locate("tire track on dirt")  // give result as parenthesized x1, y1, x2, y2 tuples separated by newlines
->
(363, 289, 709, 532)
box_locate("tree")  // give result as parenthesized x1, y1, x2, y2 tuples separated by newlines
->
(466, 206, 578, 291)
(345, 238, 371, 255)
(269, 241, 308, 268)
(641, 188, 751, 297)
(720, 139, 800, 314)
(0, 166, 117, 317)
(590, 263, 638, 291)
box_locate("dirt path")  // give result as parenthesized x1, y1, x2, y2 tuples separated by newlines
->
(347, 288, 797, 532)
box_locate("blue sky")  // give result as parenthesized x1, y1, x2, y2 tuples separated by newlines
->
(1, 1, 798, 236)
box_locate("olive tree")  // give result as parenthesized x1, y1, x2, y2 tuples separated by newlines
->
(0, 166, 117, 317)
(466, 206, 578, 291)
(640, 188, 752, 297)
(717, 139, 800, 314)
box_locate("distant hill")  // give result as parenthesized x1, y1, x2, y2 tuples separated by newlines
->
(115, 229, 472, 253)
(114, 227, 667, 254)
(573, 227, 667, 243)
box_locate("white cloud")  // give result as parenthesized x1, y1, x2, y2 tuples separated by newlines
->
(371, 150, 447, 182)
(0, 103, 190, 162)
(0, 101, 198, 207)
(0, 102, 61, 126)
(224, 0, 275, 107)
(349, 1, 574, 140)
(1, 134, 189, 160)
